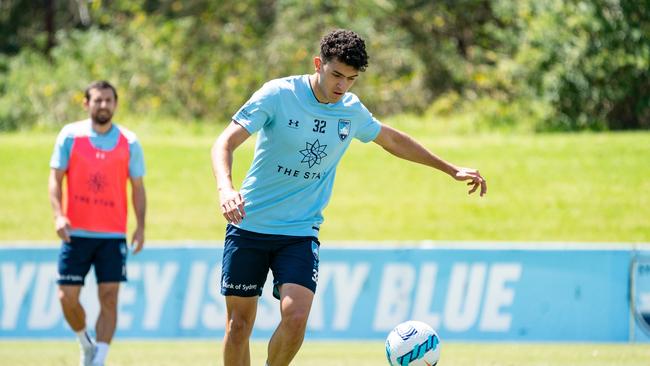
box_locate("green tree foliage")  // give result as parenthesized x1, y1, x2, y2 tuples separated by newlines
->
(554, 0, 650, 130)
(504, 0, 650, 130)
(0, 0, 648, 131)
(0, 0, 278, 129)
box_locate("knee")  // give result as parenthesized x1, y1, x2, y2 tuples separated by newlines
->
(226, 317, 254, 342)
(282, 309, 309, 333)
(58, 289, 79, 308)
(98, 289, 119, 310)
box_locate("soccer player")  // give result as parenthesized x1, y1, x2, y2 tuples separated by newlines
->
(211, 29, 486, 366)
(48, 81, 146, 366)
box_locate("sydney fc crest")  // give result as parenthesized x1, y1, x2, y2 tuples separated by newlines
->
(338, 119, 351, 141)
(632, 256, 650, 336)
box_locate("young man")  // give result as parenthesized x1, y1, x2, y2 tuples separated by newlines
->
(49, 80, 146, 366)
(211, 29, 486, 366)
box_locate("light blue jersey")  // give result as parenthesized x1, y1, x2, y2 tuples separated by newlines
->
(50, 119, 145, 238)
(232, 74, 381, 237)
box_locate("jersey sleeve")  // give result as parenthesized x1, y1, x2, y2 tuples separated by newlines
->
(354, 107, 382, 143)
(128, 139, 146, 178)
(49, 127, 74, 170)
(232, 81, 279, 134)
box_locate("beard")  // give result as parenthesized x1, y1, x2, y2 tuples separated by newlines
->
(92, 109, 113, 125)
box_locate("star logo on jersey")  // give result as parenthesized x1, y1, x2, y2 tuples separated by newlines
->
(299, 139, 328, 168)
(87, 171, 108, 194)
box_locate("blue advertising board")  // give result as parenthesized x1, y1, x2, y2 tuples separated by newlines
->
(1, 243, 649, 342)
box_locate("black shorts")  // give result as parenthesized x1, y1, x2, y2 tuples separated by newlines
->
(221, 225, 320, 299)
(57, 236, 128, 285)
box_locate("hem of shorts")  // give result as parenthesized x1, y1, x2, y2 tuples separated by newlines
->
(275, 281, 316, 294)
(57, 280, 85, 286)
(220, 290, 262, 298)
(97, 278, 128, 284)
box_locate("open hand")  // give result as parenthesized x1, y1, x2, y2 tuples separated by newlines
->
(455, 167, 487, 197)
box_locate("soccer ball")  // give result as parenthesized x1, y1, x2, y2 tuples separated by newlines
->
(385, 320, 441, 366)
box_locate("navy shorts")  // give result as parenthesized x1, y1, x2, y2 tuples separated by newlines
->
(57, 236, 128, 285)
(221, 225, 320, 299)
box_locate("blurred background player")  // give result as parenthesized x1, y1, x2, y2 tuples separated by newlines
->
(48, 80, 147, 366)
(211, 29, 486, 366)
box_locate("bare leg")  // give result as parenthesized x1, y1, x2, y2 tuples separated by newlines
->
(95, 283, 119, 343)
(266, 284, 314, 366)
(224, 296, 258, 366)
(59, 284, 95, 365)
(58, 285, 85, 331)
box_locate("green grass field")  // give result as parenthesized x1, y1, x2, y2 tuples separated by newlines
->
(0, 340, 648, 365)
(1, 126, 648, 243)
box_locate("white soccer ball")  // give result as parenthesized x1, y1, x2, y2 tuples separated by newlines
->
(385, 320, 441, 366)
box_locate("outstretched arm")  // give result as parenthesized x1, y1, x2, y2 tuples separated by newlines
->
(373, 124, 487, 196)
(211, 121, 252, 224)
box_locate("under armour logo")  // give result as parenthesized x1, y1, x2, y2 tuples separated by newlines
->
(288, 119, 300, 129)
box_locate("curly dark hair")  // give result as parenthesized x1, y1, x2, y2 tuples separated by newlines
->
(320, 29, 369, 72)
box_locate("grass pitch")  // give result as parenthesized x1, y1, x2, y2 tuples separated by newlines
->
(0, 340, 648, 365)
(1, 129, 649, 243)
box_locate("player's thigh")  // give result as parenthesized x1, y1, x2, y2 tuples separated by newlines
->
(57, 236, 95, 286)
(221, 227, 272, 297)
(224, 295, 258, 326)
(93, 238, 128, 283)
(97, 282, 120, 307)
(277, 283, 315, 318)
(270, 237, 320, 298)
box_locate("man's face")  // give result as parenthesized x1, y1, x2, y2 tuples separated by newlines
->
(85, 87, 117, 125)
(315, 57, 359, 103)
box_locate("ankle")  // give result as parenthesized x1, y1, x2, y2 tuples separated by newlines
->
(75, 329, 94, 348)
